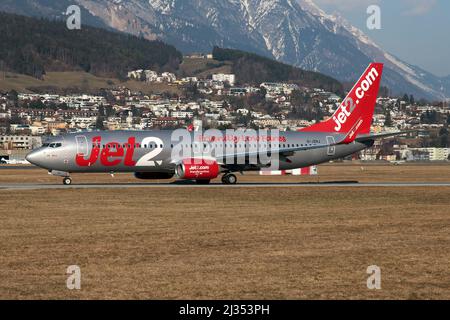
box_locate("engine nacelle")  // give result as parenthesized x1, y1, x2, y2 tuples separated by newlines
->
(175, 159, 220, 180)
(134, 172, 174, 180)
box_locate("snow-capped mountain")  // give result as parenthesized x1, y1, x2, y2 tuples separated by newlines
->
(1, 0, 448, 100)
(297, 0, 450, 101)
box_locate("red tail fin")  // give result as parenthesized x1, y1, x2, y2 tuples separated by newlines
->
(301, 63, 383, 139)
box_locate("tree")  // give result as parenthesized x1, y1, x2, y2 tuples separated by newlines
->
(379, 86, 389, 97)
(185, 83, 200, 100)
(315, 106, 324, 122)
(438, 126, 449, 147)
(384, 110, 393, 127)
(7, 90, 18, 106)
(402, 94, 410, 104)
(98, 105, 105, 117)
(28, 99, 46, 109)
(0, 12, 182, 80)
(106, 106, 115, 117)
(95, 116, 105, 130)
(131, 106, 142, 117)
(140, 71, 146, 82)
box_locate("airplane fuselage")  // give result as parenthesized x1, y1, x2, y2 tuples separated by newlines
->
(26, 130, 373, 174)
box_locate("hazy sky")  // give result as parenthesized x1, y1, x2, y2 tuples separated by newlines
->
(312, 0, 450, 77)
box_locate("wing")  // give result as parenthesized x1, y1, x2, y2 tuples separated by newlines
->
(355, 130, 419, 142)
(219, 140, 338, 165)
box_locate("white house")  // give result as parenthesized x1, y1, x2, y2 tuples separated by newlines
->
(212, 74, 236, 86)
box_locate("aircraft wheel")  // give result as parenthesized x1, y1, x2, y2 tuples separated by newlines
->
(63, 177, 72, 185)
(222, 174, 237, 185)
(196, 179, 211, 185)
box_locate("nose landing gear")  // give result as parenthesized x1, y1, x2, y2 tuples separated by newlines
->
(49, 170, 72, 185)
(222, 173, 237, 185)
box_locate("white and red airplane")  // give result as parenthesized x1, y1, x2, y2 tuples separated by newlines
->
(26, 63, 408, 185)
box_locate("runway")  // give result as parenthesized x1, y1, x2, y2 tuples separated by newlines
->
(0, 165, 37, 170)
(2, 181, 450, 190)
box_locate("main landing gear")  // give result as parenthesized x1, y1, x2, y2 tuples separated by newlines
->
(63, 177, 72, 185)
(222, 173, 237, 185)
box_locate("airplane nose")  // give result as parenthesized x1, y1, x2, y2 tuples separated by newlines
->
(26, 149, 43, 166)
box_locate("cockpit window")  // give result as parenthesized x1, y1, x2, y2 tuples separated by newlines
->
(42, 143, 50, 147)
(49, 142, 63, 148)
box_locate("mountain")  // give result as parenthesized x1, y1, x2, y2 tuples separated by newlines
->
(1, 0, 449, 100)
(296, 0, 450, 100)
(0, 0, 118, 30)
(0, 11, 182, 79)
(0, 11, 341, 95)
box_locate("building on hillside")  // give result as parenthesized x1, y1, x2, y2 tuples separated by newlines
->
(412, 148, 449, 161)
(0, 135, 42, 150)
(212, 74, 236, 86)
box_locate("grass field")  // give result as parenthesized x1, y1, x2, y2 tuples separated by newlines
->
(0, 164, 450, 299)
(179, 58, 233, 79)
(0, 59, 229, 94)
(0, 72, 181, 95)
(1, 163, 450, 184)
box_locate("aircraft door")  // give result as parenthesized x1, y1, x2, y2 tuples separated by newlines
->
(326, 136, 336, 156)
(75, 135, 89, 156)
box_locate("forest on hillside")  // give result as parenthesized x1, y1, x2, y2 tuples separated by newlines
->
(213, 46, 343, 94)
(0, 12, 182, 79)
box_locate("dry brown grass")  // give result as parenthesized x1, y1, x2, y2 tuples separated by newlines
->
(0, 164, 450, 299)
(0, 72, 181, 95)
(1, 163, 450, 184)
(179, 58, 233, 79)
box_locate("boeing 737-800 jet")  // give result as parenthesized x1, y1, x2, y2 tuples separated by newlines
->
(26, 63, 407, 185)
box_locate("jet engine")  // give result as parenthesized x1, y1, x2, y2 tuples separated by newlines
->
(134, 172, 174, 180)
(175, 159, 220, 180)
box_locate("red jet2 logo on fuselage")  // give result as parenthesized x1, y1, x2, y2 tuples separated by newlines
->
(76, 136, 137, 167)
